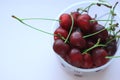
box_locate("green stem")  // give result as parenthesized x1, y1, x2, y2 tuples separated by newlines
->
(110, 9, 115, 34)
(21, 18, 60, 22)
(96, 2, 112, 8)
(106, 56, 120, 59)
(90, 19, 115, 22)
(105, 36, 116, 45)
(83, 28, 106, 38)
(113, 2, 118, 12)
(64, 14, 74, 43)
(12, 15, 54, 36)
(81, 3, 95, 14)
(109, 2, 118, 35)
(77, 8, 87, 12)
(83, 39, 106, 54)
(83, 45, 97, 54)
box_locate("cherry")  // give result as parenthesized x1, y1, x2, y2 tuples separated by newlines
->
(53, 39, 70, 57)
(77, 14, 92, 33)
(59, 13, 72, 31)
(92, 48, 109, 67)
(82, 54, 93, 68)
(70, 31, 86, 49)
(105, 37, 117, 56)
(86, 38, 95, 48)
(71, 12, 80, 27)
(91, 24, 108, 42)
(54, 27, 68, 40)
(69, 48, 83, 67)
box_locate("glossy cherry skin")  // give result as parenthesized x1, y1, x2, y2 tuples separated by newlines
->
(85, 38, 95, 48)
(92, 48, 109, 67)
(82, 54, 93, 68)
(71, 12, 80, 27)
(91, 24, 108, 42)
(70, 31, 86, 49)
(105, 36, 117, 56)
(69, 48, 83, 67)
(59, 13, 72, 31)
(77, 14, 92, 33)
(53, 39, 70, 57)
(54, 27, 68, 40)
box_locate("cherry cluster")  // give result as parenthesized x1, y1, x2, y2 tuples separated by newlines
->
(11, 1, 119, 69)
(53, 11, 117, 68)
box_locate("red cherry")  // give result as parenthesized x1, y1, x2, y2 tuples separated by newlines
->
(82, 54, 93, 68)
(91, 24, 108, 42)
(70, 31, 86, 49)
(105, 36, 117, 56)
(86, 38, 95, 48)
(77, 14, 92, 33)
(92, 48, 109, 67)
(71, 12, 80, 27)
(59, 13, 72, 31)
(69, 48, 83, 67)
(54, 27, 68, 40)
(53, 39, 70, 57)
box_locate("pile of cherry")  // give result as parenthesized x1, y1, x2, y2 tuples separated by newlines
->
(11, 2, 119, 69)
(53, 12, 117, 69)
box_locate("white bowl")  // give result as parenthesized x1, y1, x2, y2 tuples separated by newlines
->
(52, 1, 120, 76)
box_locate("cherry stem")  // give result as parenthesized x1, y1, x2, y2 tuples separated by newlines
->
(57, 34, 68, 42)
(77, 8, 87, 13)
(12, 15, 54, 36)
(83, 39, 106, 54)
(83, 22, 118, 39)
(106, 56, 120, 59)
(109, 2, 118, 35)
(12, 15, 71, 43)
(96, 1, 112, 8)
(105, 37, 116, 45)
(83, 28, 106, 38)
(90, 19, 115, 22)
(64, 14, 74, 43)
(21, 18, 60, 22)
(104, 1, 120, 59)
(80, 2, 112, 14)
(80, 3, 95, 14)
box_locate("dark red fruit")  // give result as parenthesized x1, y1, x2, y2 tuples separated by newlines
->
(53, 39, 70, 57)
(54, 27, 68, 40)
(92, 48, 109, 67)
(59, 13, 72, 31)
(71, 12, 80, 27)
(91, 24, 108, 42)
(69, 48, 83, 67)
(70, 31, 86, 49)
(82, 54, 93, 68)
(77, 14, 92, 33)
(86, 38, 95, 48)
(105, 37, 117, 56)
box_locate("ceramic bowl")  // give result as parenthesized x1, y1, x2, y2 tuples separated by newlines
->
(52, 1, 120, 76)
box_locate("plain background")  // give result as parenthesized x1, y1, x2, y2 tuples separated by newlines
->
(0, 0, 120, 80)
